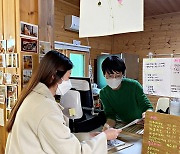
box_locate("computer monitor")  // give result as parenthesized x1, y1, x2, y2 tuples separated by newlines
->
(70, 77, 94, 108)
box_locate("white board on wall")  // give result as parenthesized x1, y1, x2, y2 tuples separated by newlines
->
(170, 58, 180, 98)
(143, 58, 180, 98)
(79, 0, 144, 38)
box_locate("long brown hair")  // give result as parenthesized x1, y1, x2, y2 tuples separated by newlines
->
(6, 50, 73, 132)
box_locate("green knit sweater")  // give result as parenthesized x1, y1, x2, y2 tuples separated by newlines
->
(100, 78, 153, 123)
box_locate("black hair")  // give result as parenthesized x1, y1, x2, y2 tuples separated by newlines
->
(101, 56, 126, 75)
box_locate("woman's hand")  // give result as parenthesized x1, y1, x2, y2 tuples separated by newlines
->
(89, 132, 101, 137)
(104, 128, 122, 140)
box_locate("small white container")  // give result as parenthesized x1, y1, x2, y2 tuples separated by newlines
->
(170, 98, 180, 116)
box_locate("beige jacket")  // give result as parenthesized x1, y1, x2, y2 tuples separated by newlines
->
(5, 83, 107, 154)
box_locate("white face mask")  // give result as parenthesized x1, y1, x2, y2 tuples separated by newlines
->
(106, 78, 122, 89)
(56, 79, 72, 95)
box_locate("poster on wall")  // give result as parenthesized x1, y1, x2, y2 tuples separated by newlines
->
(0, 85, 6, 104)
(0, 108, 4, 126)
(0, 70, 3, 84)
(7, 85, 17, 109)
(39, 41, 51, 54)
(79, 0, 143, 37)
(0, 54, 6, 67)
(21, 37, 38, 53)
(12, 74, 19, 85)
(0, 40, 6, 53)
(23, 55, 33, 70)
(143, 58, 180, 97)
(170, 58, 180, 98)
(143, 58, 172, 97)
(23, 69, 32, 86)
(20, 21, 38, 39)
(7, 39, 15, 53)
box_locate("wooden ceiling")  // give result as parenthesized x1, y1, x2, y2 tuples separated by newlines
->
(62, 0, 180, 17)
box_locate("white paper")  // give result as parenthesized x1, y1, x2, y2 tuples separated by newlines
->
(143, 58, 180, 97)
(143, 58, 172, 97)
(0, 108, 4, 126)
(79, 0, 143, 37)
(170, 58, 180, 98)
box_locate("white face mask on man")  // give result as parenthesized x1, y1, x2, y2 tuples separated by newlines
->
(56, 79, 72, 95)
(106, 77, 122, 89)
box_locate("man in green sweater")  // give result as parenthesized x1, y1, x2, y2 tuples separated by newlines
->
(100, 56, 153, 130)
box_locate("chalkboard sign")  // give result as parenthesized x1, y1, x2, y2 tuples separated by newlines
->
(142, 112, 180, 154)
(143, 58, 180, 97)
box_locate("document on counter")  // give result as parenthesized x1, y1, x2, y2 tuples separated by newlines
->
(107, 139, 125, 150)
(118, 119, 142, 131)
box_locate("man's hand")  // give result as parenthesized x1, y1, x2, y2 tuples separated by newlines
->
(102, 119, 116, 131)
(137, 109, 153, 125)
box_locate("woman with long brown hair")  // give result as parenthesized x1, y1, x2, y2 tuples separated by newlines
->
(5, 50, 121, 154)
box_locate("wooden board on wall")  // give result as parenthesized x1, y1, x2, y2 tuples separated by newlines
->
(38, 0, 54, 48)
(3, 0, 16, 40)
(20, 0, 38, 25)
(0, 0, 3, 39)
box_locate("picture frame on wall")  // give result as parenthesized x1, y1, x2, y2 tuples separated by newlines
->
(39, 41, 51, 54)
(6, 54, 12, 67)
(0, 40, 6, 53)
(21, 38, 38, 53)
(0, 71, 3, 84)
(23, 55, 33, 69)
(12, 53, 18, 67)
(23, 69, 32, 86)
(6, 108, 12, 121)
(12, 74, 19, 85)
(4, 73, 12, 84)
(7, 85, 17, 107)
(7, 39, 15, 53)
(20, 21, 38, 39)
(0, 54, 6, 67)
(0, 85, 6, 104)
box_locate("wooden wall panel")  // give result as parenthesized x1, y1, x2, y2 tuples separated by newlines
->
(54, 0, 112, 75)
(20, 0, 38, 24)
(113, 12, 180, 106)
(3, 0, 16, 40)
(38, 0, 54, 47)
(0, 0, 3, 39)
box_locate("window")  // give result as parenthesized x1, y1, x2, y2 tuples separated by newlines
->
(66, 50, 89, 77)
(70, 53, 84, 77)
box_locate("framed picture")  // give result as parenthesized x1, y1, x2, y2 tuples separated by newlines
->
(4, 73, 12, 84)
(6, 108, 12, 121)
(0, 71, 3, 84)
(23, 55, 33, 69)
(20, 21, 38, 39)
(23, 69, 32, 86)
(7, 85, 17, 102)
(7, 39, 15, 53)
(0, 85, 6, 104)
(39, 41, 51, 54)
(12, 53, 18, 67)
(21, 38, 38, 53)
(12, 74, 19, 85)
(0, 54, 6, 67)
(0, 40, 6, 53)
(6, 54, 12, 67)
